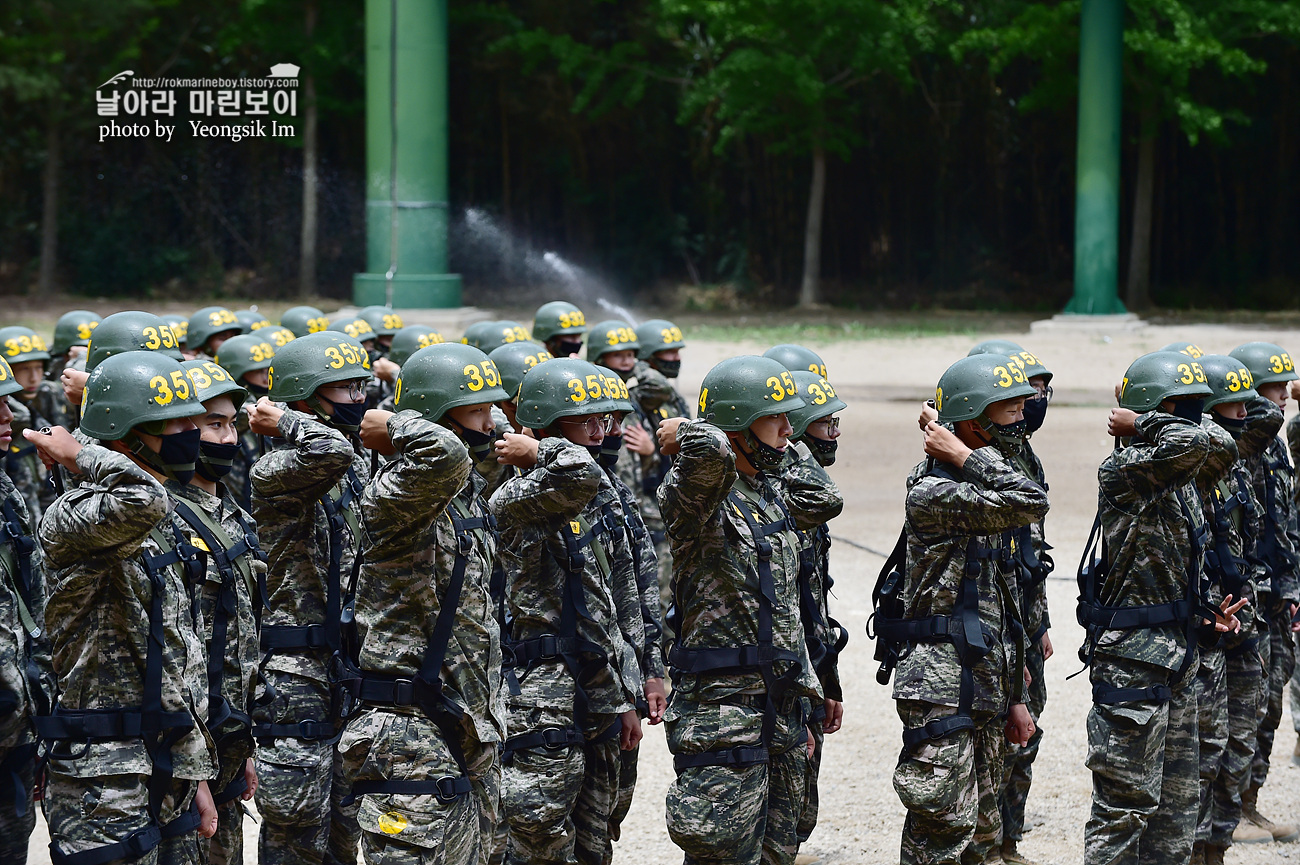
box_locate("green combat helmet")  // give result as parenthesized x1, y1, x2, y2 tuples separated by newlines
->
(187, 306, 242, 355)
(388, 326, 445, 368)
(50, 310, 101, 357)
(86, 311, 184, 371)
(531, 301, 588, 346)
(267, 331, 372, 431)
(471, 321, 532, 353)
(636, 319, 686, 359)
(265, 326, 296, 349)
(0, 357, 21, 399)
(0, 326, 52, 366)
(935, 354, 1037, 422)
(183, 358, 248, 409)
(968, 339, 1053, 385)
(213, 332, 276, 385)
(1160, 342, 1205, 359)
(764, 344, 827, 378)
(396, 343, 509, 420)
(699, 355, 806, 472)
(357, 306, 405, 339)
(1117, 351, 1212, 413)
(516, 357, 623, 430)
(1229, 341, 1298, 386)
(328, 313, 377, 345)
(280, 305, 329, 338)
(586, 320, 640, 363)
(461, 321, 498, 350)
(161, 314, 189, 349)
(235, 309, 273, 334)
(1197, 354, 1257, 409)
(788, 370, 846, 466)
(488, 342, 553, 402)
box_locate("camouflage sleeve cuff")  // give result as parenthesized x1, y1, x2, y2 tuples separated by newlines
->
(276, 407, 306, 439)
(1133, 410, 1186, 442)
(957, 446, 1001, 482)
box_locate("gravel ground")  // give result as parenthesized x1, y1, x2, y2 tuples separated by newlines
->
(27, 320, 1300, 863)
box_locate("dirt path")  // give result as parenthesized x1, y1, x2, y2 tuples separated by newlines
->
(27, 320, 1300, 864)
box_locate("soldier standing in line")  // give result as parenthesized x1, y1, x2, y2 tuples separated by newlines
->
(247, 331, 372, 865)
(655, 355, 840, 865)
(1079, 351, 1242, 865)
(0, 355, 50, 865)
(1286, 376, 1300, 766)
(0, 326, 56, 521)
(354, 306, 405, 357)
(174, 359, 266, 865)
(211, 332, 279, 512)
(491, 358, 644, 865)
(27, 351, 219, 864)
(876, 354, 1041, 865)
(280, 305, 331, 339)
(339, 343, 508, 865)
(531, 302, 588, 359)
(186, 307, 243, 362)
(39, 310, 99, 432)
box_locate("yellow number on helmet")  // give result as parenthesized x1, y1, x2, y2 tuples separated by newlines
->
(1226, 370, 1241, 392)
(1191, 362, 1206, 383)
(170, 370, 191, 401)
(464, 364, 485, 392)
(585, 373, 604, 398)
(394, 377, 404, 405)
(935, 387, 943, 410)
(766, 375, 786, 401)
(160, 326, 176, 349)
(2, 340, 16, 357)
(568, 377, 588, 403)
(149, 375, 174, 406)
(325, 346, 345, 369)
(142, 327, 161, 350)
(77, 322, 97, 340)
(188, 366, 212, 390)
(808, 382, 828, 405)
(698, 387, 708, 415)
(204, 362, 228, 382)
(1177, 363, 1194, 385)
(993, 366, 1013, 388)
(483, 361, 501, 388)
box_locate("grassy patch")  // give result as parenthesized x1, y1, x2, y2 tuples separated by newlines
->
(686, 319, 986, 344)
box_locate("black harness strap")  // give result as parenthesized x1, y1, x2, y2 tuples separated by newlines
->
(607, 476, 664, 677)
(1258, 450, 1296, 599)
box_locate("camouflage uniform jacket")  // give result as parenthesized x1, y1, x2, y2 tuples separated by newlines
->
(658, 420, 828, 703)
(1244, 396, 1300, 605)
(170, 482, 263, 734)
(627, 361, 690, 532)
(490, 437, 642, 715)
(998, 439, 1052, 639)
(1094, 412, 1233, 672)
(631, 360, 691, 421)
(354, 411, 507, 745)
(605, 468, 665, 682)
(895, 448, 1047, 712)
(779, 441, 844, 701)
(251, 410, 369, 682)
(223, 394, 268, 513)
(34, 373, 76, 432)
(6, 395, 54, 522)
(39, 444, 215, 779)
(0, 469, 49, 753)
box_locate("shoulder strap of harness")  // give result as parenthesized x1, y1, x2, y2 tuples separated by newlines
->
(606, 474, 663, 671)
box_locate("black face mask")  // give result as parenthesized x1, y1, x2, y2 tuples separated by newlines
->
(654, 359, 682, 379)
(1023, 397, 1049, 434)
(460, 426, 495, 462)
(599, 432, 623, 469)
(805, 435, 838, 466)
(1169, 399, 1204, 424)
(196, 440, 240, 481)
(978, 416, 1028, 450)
(741, 430, 786, 473)
(134, 427, 201, 485)
(555, 339, 583, 358)
(322, 397, 366, 433)
(1213, 413, 1246, 439)
(584, 443, 604, 462)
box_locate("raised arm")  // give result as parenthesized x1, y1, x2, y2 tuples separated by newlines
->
(362, 411, 472, 552)
(779, 441, 844, 530)
(250, 409, 357, 503)
(1100, 413, 1216, 508)
(489, 437, 602, 529)
(905, 448, 1049, 540)
(657, 420, 737, 540)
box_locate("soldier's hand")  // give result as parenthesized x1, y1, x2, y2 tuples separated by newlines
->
(496, 432, 539, 468)
(1114, 381, 1123, 404)
(196, 780, 218, 838)
(1289, 381, 1300, 403)
(1108, 408, 1138, 438)
(644, 678, 667, 724)
(923, 421, 972, 468)
(822, 699, 843, 734)
(1023, 665, 1032, 687)
(242, 758, 257, 801)
(1210, 594, 1248, 633)
(61, 368, 88, 408)
(360, 410, 396, 455)
(67, 345, 88, 361)
(657, 417, 687, 456)
(624, 423, 655, 456)
(918, 400, 938, 431)
(1040, 630, 1054, 660)
(619, 709, 643, 751)
(23, 427, 82, 473)
(372, 357, 400, 384)
(806, 727, 816, 759)
(247, 397, 284, 436)
(1291, 603, 1300, 633)
(1005, 703, 1034, 747)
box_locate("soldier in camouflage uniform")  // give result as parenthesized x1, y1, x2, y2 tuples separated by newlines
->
(490, 358, 644, 865)
(176, 359, 266, 865)
(876, 354, 1041, 865)
(212, 332, 279, 512)
(58, 310, 186, 416)
(280, 305, 330, 339)
(1227, 341, 1300, 843)
(0, 326, 56, 521)
(39, 310, 99, 433)
(186, 307, 243, 362)
(532, 302, 588, 359)
(1287, 384, 1300, 766)
(0, 356, 50, 865)
(1080, 351, 1241, 865)
(655, 355, 841, 865)
(248, 331, 373, 865)
(29, 350, 219, 864)
(338, 343, 508, 865)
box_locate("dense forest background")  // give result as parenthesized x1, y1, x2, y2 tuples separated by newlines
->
(2, 0, 1299, 311)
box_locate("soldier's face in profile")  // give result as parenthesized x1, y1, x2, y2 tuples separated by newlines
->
(749, 412, 793, 450)
(196, 396, 239, 445)
(446, 402, 496, 436)
(983, 397, 1026, 426)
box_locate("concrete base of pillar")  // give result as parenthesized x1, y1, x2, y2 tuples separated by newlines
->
(1030, 312, 1146, 334)
(353, 273, 463, 309)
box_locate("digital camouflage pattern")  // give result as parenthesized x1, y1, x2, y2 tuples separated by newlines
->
(0, 469, 47, 865)
(39, 443, 215, 860)
(1193, 646, 1227, 846)
(5, 395, 53, 523)
(250, 408, 369, 865)
(169, 481, 263, 865)
(1085, 411, 1233, 865)
(1287, 410, 1300, 739)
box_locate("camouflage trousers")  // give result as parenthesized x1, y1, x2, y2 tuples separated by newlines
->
(796, 724, 823, 846)
(44, 770, 201, 865)
(501, 698, 621, 865)
(653, 531, 674, 639)
(1084, 654, 1197, 865)
(465, 736, 501, 865)
(999, 635, 1047, 843)
(1210, 641, 1264, 847)
(894, 701, 1005, 865)
(606, 743, 639, 855)
(0, 750, 35, 865)
(666, 695, 809, 865)
(1192, 647, 1227, 844)
(1289, 627, 1300, 733)
(338, 707, 482, 865)
(208, 735, 254, 865)
(1249, 604, 1295, 792)
(253, 666, 360, 865)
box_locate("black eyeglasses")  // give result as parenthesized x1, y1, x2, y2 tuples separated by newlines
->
(559, 414, 615, 435)
(322, 381, 367, 401)
(809, 417, 840, 432)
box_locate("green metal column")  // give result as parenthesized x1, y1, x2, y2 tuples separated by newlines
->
(353, 0, 462, 308)
(1064, 0, 1126, 315)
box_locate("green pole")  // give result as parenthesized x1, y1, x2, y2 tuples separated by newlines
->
(353, 0, 462, 308)
(1064, 0, 1126, 315)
